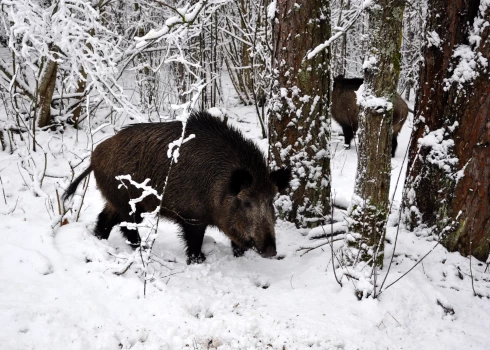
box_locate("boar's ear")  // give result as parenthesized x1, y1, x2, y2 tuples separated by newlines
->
(270, 167, 291, 193)
(230, 169, 253, 196)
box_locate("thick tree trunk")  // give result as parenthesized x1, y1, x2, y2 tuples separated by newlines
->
(268, 0, 331, 228)
(347, 0, 405, 269)
(37, 59, 57, 128)
(71, 67, 87, 128)
(403, 1, 490, 261)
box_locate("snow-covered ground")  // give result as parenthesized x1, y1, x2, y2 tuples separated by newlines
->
(1, 73, 489, 350)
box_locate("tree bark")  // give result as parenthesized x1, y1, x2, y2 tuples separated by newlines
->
(71, 67, 87, 128)
(347, 0, 405, 269)
(268, 0, 331, 228)
(403, 1, 490, 261)
(37, 59, 57, 128)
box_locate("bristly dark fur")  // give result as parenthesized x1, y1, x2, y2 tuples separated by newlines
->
(63, 111, 291, 264)
(331, 77, 409, 157)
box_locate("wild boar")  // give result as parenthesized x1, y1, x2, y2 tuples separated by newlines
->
(63, 112, 291, 264)
(331, 77, 409, 157)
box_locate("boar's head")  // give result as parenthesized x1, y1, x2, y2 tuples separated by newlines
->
(220, 167, 291, 258)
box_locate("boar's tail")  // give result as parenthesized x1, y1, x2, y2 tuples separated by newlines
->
(62, 165, 93, 202)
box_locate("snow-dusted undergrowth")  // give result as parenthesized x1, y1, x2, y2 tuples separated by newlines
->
(1, 76, 490, 349)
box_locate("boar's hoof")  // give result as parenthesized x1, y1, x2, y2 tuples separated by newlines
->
(343, 144, 351, 150)
(232, 241, 248, 257)
(187, 252, 206, 265)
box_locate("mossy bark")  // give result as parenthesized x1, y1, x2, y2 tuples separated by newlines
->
(403, 1, 490, 262)
(268, 0, 331, 228)
(37, 59, 58, 128)
(347, 0, 405, 268)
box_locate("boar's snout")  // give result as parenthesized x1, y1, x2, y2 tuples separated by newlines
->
(257, 232, 277, 258)
(260, 244, 277, 258)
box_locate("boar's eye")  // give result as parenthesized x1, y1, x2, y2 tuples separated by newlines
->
(242, 200, 252, 210)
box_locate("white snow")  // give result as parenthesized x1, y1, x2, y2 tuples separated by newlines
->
(362, 55, 377, 70)
(267, 1, 276, 20)
(1, 67, 489, 350)
(426, 31, 441, 48)
(207, 107, 227, 120)
(135, 2, 204, 48)
(443, 3, 490, 89)
(417, 127, 458, 173)
(355, 84, 393, 112)
(445, 45, 488, 89)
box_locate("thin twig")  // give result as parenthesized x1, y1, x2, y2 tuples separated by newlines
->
(330, 192, 342, 287)
(470, 242, 477, 297)
(160, 270, 185, 279)
(377, 242, 440, 297)
(388, 312, 402, 326)
(377, 128, 414, 295)
(0, 175, 7, 205)
(0, 196, 19, 215)
(113, 261, 134, 276)
(297, 237, 345, 257)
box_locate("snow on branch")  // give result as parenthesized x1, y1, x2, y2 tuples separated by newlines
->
(306, 0, 372, 60)
(355, 84, 393, 112)
(134, 1, 208, 49)
(116, 175, 162, 216)
(1, 0, 142, 118)
(444, 45, 488, 90)
(267, 0, 277, 20)
(167, 133, 195, 163)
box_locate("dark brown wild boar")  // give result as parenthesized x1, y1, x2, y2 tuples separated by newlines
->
(331, 77, 409, 157)
(63, 112, 291, 264)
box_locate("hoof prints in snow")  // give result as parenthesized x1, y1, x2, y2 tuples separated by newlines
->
(252, 276, 271, 289)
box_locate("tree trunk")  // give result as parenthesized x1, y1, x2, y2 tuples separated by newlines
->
(347, 0, 405, 269)
(403, 1, 490, 261)
(37, 59, 57, 128)
(71, 67, 87, 128)
(268, 0, 331, 228)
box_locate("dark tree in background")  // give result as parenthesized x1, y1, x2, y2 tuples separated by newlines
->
(403, 1, 490, 261)
(347, 0, 405, 271)
(268, 0, 331, 228)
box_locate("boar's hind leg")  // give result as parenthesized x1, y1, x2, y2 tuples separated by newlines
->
(391, 134, 398, 158)
(94, 205, 121, 240)
(341, 125, 354, 149)
(94, 204, 142, 248)
(119, 208, 143, 248)
(119, 225, 141, 248)
(179, 220, 207, 264)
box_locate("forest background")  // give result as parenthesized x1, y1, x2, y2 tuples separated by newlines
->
(0, 0, 489, 349)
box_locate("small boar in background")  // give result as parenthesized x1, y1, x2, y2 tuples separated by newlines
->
(331, 77, 409, 157)
(63, 112, 291, 264)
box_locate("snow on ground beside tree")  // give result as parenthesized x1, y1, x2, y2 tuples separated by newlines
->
(1, 75, 489, 349)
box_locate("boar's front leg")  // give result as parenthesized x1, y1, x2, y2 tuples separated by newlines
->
(178, 220, 207, 264)
(231, 241, 248, 257)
